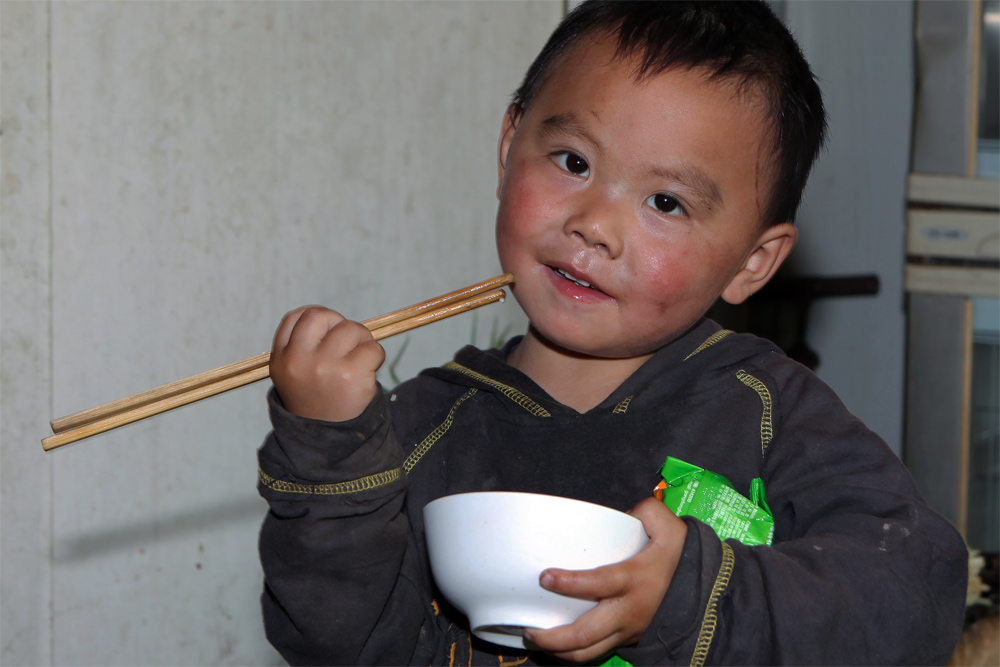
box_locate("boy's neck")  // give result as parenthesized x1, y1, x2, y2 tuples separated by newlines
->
(506, 328, 654, 413)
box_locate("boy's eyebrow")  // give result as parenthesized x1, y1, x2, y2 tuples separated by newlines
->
(539, 112, 601, 148)
(539, 112, 723, 212)
(650, 164, 723, 212)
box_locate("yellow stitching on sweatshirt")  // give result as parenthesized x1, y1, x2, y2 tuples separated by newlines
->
(735, 370, 774, 455)
(258, 466, 402, 496)
(690, 542, 735, 667)
(403, 388, 478, 474)
(448, 641, 456, 667)
(613, 396, 633, 414)
(499, 654, 530, 666)
(443, 362, 551, 417)
(684, 330, 734, 360)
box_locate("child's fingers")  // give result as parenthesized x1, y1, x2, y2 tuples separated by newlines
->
(272, 305, 326, 351)
(278, 317, 383, 397)
(269, 306, 383, 422)
(336, 336, 387, 376)
(273, 306, 352, 357)
(527, 564, 633, 662)
(284, 307, 352, 354)
(311, 321, 385, 389)
(274, 309, 383, 375)
(629, 496, 679, 540)
(308, 317, 371, 357)
(530, 500, 689, 662)
(524, 603, 624, 663)
(538, 499, 681, 599)
(539, 562, 629, 601)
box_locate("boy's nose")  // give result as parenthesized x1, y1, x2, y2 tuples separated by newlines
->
(563, 194, 625, 258)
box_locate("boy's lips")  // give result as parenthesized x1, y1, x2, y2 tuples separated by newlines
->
(553, 266, 594, 289)
(545, 264, 612, 302)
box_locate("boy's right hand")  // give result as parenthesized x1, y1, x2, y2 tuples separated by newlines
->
(270, 306, 385, 423)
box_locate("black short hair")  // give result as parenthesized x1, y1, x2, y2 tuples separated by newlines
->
(511, 0, 827, 227)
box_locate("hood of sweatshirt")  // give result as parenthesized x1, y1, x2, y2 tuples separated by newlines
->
(396, 318, 786, 512)
(418, 317, 782, 421)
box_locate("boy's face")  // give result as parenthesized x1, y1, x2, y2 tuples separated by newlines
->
(495, 37, 795, 359)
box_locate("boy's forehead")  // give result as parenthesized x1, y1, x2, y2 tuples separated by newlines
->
(534, 35, 766, 119)
(529, 36, 770, 143)
(534, 35, 634, 98)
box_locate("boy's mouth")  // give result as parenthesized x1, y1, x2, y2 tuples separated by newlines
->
(550, 266, 601, 292)
(553, 266, 595, 289)
(545, 264, 613, 304)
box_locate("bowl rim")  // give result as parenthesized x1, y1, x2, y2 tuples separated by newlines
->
(423, 491, 642, 526)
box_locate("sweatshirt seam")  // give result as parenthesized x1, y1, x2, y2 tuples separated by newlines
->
(403, 388, 479, 473)
(734, 370, 774, 457)
(684, 329, 734, 360)
(690, 541, 735, 667)
(443, 361, 551, 417)
(612, 395, 633, 413)
(257, 465, 403, 496)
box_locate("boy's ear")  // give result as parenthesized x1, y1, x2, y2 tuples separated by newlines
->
(497, 104, 521, 198)
(720, 223, 797, 305)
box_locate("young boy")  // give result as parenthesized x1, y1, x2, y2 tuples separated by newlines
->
(257, 2, 968, 664)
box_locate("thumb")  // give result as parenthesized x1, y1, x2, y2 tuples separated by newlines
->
(630, 496, 681, 541)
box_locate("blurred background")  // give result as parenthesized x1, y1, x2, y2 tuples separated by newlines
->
(2, 1, 997, 664)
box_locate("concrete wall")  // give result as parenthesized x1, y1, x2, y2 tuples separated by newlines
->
(2, 2, 554, 664)
(781, 0, 914, 455)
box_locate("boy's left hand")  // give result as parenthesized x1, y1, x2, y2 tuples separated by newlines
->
(523, 498, 688, 664)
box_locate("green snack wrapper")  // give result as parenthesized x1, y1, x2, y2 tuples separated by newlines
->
(656, 456, 774, 546)
(600, 459, 776, 667)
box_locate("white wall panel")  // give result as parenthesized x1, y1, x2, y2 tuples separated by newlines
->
(3, 2, 557, 664)
(782, 0, 912, 454)
(1, 3, 54, 665)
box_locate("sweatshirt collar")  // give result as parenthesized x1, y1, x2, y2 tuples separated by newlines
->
(422, 318, 767, 417)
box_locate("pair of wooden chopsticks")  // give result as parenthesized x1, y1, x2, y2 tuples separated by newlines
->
(42, 273, 514, 451)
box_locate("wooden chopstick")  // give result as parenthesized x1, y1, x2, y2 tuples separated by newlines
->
(360, 273, 513, 332)
(48, 352, 272, 435)
(50, 273, 514, 435)
(42, 274, 512, 451)
(41, 288, 506, 451)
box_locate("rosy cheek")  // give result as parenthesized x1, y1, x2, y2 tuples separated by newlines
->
(635, 253, 696, 313)
(496, 192, 539, 271)
(498, 175, 553, 241)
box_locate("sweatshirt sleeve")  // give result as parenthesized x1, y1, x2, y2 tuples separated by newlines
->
(622, 361, 968, 666)
(256, 387, 432, 666)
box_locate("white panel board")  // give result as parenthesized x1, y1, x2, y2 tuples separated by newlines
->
(781, 0, 913, 455)
(907, 209, 1000, 260)
(38, 2, 556, 664)
(1, 2, 54, 665)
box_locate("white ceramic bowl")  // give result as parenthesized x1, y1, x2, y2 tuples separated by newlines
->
(423, 491, 649, 649)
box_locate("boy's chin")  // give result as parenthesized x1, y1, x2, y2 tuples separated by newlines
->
(530, 325, 671, 361)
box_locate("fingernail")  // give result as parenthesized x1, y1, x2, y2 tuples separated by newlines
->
(539, 570, 554, 589)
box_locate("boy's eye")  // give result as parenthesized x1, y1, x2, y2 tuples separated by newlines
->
(554, 151, 590, 177)
(646, 193, 687, 217)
